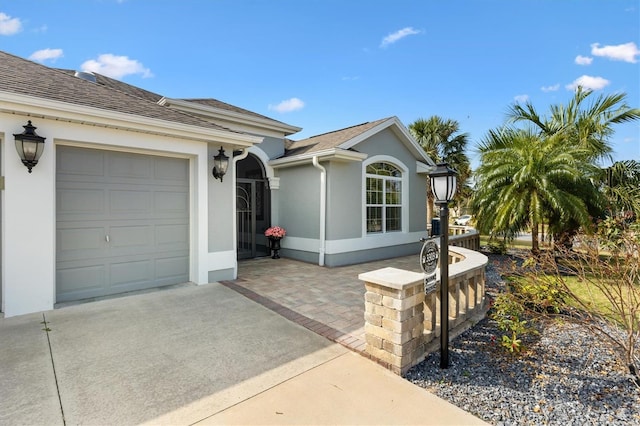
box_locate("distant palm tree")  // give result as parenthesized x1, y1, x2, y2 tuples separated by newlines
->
(601, 160, 640, 219)
(409, 116, 471, 223)
(473, 128, 597, 253)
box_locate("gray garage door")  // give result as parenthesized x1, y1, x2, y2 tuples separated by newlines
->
(56, 146, 189, 303)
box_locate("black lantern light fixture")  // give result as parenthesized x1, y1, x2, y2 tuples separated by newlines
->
(429, 162, 458, 369)
(212, 146, 229, 182)
(14, 120, 46, 173)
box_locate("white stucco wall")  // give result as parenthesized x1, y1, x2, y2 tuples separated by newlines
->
(0, 114, 237, 317)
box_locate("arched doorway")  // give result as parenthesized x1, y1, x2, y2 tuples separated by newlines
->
(236, 154, 271, 259)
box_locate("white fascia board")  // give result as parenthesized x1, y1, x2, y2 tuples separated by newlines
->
(159, 97, 302, 136)
(339, 116, 436, 166)
(0, 91, 262, 147)
(269, 148, 368, 169)
(417, 161, 436, 174)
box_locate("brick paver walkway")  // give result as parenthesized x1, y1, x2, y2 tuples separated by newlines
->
(221, 255, 422, 356)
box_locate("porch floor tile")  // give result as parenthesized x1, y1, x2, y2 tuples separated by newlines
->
(220, 255, 422, 356)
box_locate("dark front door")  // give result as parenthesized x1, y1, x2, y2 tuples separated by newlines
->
(236, 155, 270, 259)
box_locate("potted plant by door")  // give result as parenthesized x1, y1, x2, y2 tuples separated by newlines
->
(264, 226, 286, 259)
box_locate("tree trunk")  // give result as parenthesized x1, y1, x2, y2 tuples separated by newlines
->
(426, 190, 435, 229)
(532, 221, 540, 255)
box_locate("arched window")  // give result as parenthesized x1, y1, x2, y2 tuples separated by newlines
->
(365, 162, 402, 233)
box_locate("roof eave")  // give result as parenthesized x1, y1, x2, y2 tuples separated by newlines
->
(270, 148, 368, 169)
(0, 91, 262, 146)
(338, 116, 436, 166)
(159, 97, 302, 136)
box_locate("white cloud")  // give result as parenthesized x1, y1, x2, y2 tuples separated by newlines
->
(541, 84, 560, 92)
(0, 12, 22, 35)
(514, 94, 529, 103)
(29, 48, 63, 63)
(575, 55, 593, 65)
(81, 54, 153, 79)
(268, 97, 305, 113)
(341, 76, 360, 81)
(566, 75, 610, 91)
(380, 27, 421, 48)
(591, 42, 640, 63)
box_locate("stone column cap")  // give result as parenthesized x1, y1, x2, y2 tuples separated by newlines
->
(359, 267, 424, 290)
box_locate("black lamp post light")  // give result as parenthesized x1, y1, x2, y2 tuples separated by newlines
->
(14, 120, 46, 173)
(429, 162, 458, 369)
(212, 146, 229, 182)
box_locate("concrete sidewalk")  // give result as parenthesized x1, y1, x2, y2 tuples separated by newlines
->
(0, 283, 486, 425)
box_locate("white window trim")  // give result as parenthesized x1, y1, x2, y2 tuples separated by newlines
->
(362, 155, 409, 237)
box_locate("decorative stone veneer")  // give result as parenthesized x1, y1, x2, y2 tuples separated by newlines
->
(359, 245, 488, 375)
(359, 267, 426, 375)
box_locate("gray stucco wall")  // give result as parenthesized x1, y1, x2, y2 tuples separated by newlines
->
(325, 161, 362, 240)
(408, 171, 428, 231)
(355, 128, 427, 232)
(208, 144, 235, 252)
(277, 165, 321, 239)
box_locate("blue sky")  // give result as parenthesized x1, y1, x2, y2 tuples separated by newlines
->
(1, 0, 638, 168)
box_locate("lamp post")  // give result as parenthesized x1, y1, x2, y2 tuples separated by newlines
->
(429, 162, 458, 369)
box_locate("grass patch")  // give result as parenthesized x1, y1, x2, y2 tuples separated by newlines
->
(480, 235, 533, 250)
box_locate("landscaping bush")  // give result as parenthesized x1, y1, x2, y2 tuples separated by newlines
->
(495, 224, 640, 387)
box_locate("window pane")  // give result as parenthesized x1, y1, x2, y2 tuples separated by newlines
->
(366, 177, 382, 204)
(367, 162, 401, 177)
(386, 207, 401, 231)
(385, 180, 401, 204)
(365, 162, 402, 234)
(367, 206, 382, 233)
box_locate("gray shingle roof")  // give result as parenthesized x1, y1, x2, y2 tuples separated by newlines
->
(182, 98, 297, 129)
(285, 117, 391, 156)
(0, 51, 232, 132)
(57, 69, 164, 103)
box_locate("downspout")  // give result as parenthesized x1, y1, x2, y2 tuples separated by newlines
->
(312, 156, 326, 266)
(232, 148, 250, 277)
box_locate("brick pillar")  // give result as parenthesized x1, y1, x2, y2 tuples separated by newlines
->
(359, 267, 425, 375)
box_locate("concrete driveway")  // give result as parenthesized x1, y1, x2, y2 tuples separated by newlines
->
(0, 281, 486, 425)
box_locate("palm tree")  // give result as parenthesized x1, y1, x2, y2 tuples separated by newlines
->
(473, 128, 598, 253)
(602, 160, 640, 219)
(479, 87, 640, 249)
(507, 87, 639, 163)
(409, 116, 471, 223)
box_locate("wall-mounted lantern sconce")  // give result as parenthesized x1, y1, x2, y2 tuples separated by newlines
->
(212, 146, 229, 182)
(14, 120, 46, 173)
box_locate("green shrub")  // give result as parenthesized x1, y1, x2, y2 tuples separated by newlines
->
(487, 238, 507, 254)
(491, 292, 535, 353)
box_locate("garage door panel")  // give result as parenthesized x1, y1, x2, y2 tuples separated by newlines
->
(57, 265, 105, 294)
(58, 189, 106, 215)
(109, 152, 153, 179)
(57, 146, 190, 303)
(155, 191, 189, 214)
(155, 157, 190, 181)
(110, 190, 152, 214)
(110, 259, 153, 287)
(109, 225, 153, 250)
(57, 148, 105, 179)
(156, 224, 189, 250)
(57, 227, 107, 261)
(156, 256, 189, 280)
